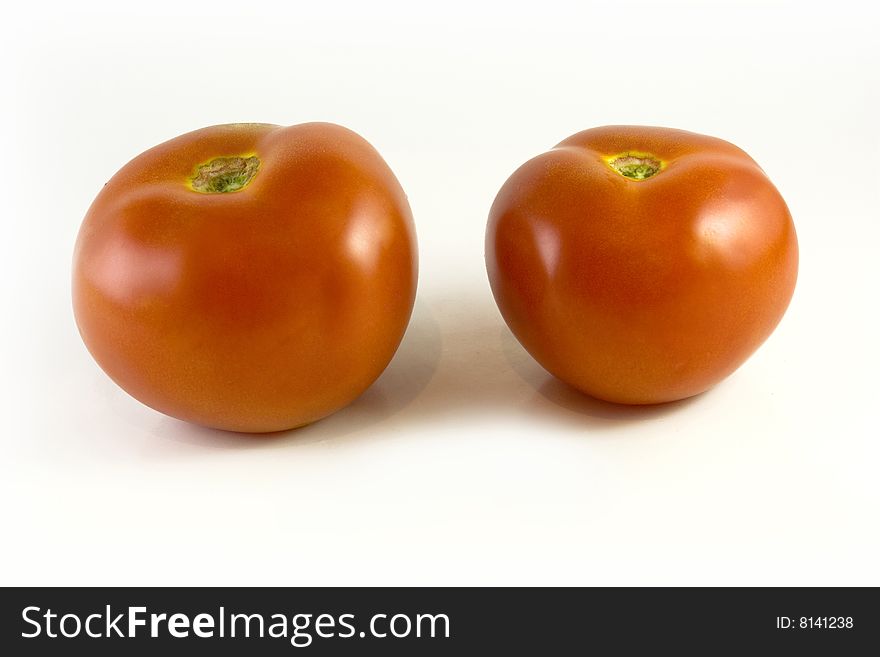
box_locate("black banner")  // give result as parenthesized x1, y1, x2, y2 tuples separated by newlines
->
(1, 587, 876, 654)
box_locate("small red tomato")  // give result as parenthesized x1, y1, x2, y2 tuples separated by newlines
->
(486, 126, 798, 404)
(73, 123, 417, 432)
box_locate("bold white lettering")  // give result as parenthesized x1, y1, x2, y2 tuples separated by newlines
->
(128, 606, 146, 637)
(167, 613, 190, 638)
(150, 613, 167, 637)
(193, 613, 214, 638)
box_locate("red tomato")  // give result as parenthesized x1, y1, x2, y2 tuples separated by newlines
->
(73, 123, 417, 432)
(486, 126, 798, 404)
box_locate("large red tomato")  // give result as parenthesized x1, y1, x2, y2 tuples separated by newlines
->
(486, 126, 798, 404)
(73, 123, 417, 432)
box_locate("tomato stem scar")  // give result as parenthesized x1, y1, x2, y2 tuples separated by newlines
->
(607, 153, 662, 180)
(190, 155, 260, 193)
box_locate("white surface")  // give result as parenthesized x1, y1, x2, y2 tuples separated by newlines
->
(2, 0, 878, 586)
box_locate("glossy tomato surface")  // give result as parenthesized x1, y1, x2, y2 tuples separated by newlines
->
(486, 126, 798, 404)
(73, 123, 417, 432)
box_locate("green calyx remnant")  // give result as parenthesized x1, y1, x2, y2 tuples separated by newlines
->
(608, 154, 662, 180)
(191, 156, 260, 193)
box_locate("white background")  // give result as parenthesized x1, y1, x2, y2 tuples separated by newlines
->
(2, 0, 878, 586)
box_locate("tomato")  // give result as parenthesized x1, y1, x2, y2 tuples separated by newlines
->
(73, 123, 417, 432)
(486, 126, 798, 404)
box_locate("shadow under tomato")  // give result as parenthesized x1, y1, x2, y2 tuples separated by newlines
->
(150, 282, 706, 452)
(497, 312, 707, 429)
(149, 299, 443, 450)
(534, 376, 705, 423)
(321, 282, 704, 431)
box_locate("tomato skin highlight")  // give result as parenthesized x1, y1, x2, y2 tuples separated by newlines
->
(73, 123, 417, 432)
(486, 126, 798, 404)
